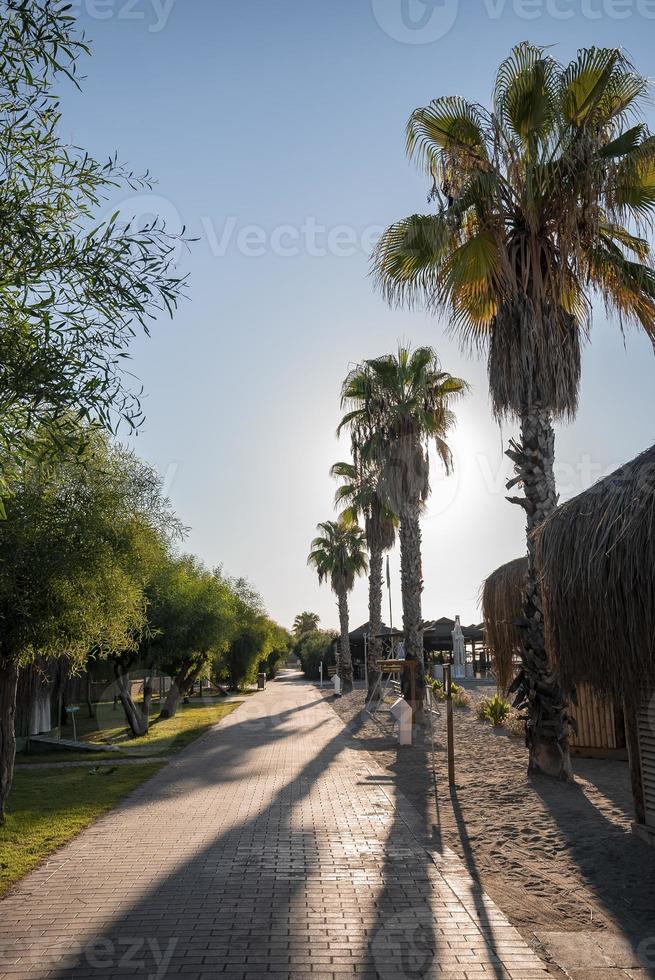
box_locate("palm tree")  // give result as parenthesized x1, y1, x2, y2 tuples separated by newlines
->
(340, 346, 468, 719)
(372, 44, 655, 778)
(307, 517, 367, 692)
(292, 611, 321, 637)
(330, 459, 397, 702)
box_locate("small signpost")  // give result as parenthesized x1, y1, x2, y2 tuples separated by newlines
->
(65, 704, 80, 742)
(319, 661, 323, 688)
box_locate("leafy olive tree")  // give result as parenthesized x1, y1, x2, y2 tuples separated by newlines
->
(217, 579, 269, 691)
(0, 1, 187, 496)
(260, 621, 293, 679)
(157, 559, 237, 719)
(0, 428, 180, 821)
(295, 629, 337, 681)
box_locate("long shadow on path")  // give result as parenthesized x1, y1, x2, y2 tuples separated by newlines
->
(2, 680, 547, 979)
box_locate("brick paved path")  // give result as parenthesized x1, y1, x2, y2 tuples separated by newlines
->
(0, 672, 552, 979)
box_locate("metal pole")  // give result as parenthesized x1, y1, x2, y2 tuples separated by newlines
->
(364, 634, 368, 692)
(386, 555, 393, 631)
(444, 663, 455, 786)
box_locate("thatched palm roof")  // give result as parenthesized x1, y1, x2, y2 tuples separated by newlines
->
(481, 557, 527, 692)
(349, 621, 402, 640)
(534, 444, 655, 707)
(422, 618, 485, 649)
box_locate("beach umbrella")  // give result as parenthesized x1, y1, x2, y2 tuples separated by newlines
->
(452, 615, 466, 679)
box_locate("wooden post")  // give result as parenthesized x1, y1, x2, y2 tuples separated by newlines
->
(624, 700, 646, 826)
(444, 663, 455, 786)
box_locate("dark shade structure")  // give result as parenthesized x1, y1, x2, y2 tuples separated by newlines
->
(422, 617, 484, 651)
(481, 557, 527, 693)
(535, 445, 655, 708)
(345, 622, 402, 679)
(482, 555, 626, 760)
(534, 445, 655, 838)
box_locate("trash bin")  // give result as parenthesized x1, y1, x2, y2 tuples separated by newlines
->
(257, 673, 266, 690)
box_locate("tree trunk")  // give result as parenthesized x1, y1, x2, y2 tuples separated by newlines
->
(336, 589, 353, 693)
(398, 498, 425, 723)
(85, 670, 95, 720)
(142, 672, 153, 716)
(366, 546, 384, 703)
(507, 405, 572, 780)
(114, 662, 149, 738)
(159, 661, 202, 719)
(0, 659, 18, 825)
(160, 680, 182, 720)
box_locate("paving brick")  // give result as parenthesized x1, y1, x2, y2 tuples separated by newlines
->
(0, 674, 553, 979)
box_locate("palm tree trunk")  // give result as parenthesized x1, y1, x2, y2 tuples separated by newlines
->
(337, 588, 353, 693)
(507, 405, 572, 780)
(0, 659, 18, 826)
(398, 498, 425, 722)
(366, 546, 383, 702)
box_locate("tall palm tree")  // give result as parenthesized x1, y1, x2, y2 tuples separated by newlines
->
(307, 517, 367, 692)
(330, 458, 397, 702)
(372, 44, 655, 778)
(340, 346, 468, 719)
(292, 611, 320, 637)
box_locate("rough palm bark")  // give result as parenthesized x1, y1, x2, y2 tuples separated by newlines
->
(337, 589, 353, 693)
(366, 547, 383, 702)
(398, 499, 426, 722)
(0, 659, 18, 825)
(507, 405, 572, 780)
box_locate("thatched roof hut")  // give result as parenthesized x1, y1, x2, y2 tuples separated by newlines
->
(481, 553, 627, 760)
(535, 446, 655, 836)
(481, 557, 527, 692)
(422, 617, 484, 654)
(534, 444, 655, 708)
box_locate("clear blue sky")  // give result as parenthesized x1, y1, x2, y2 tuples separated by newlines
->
(62, 0, 655, 631)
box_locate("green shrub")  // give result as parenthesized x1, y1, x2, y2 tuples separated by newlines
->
(295, 630, 336, 680)
(504, 707, 526, 738)
(426, 676, 470, 708)
(477, 694, 511, 727)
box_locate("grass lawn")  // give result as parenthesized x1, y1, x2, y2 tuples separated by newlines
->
(18, 699, 242, 764)
(0, 762, 163, 896)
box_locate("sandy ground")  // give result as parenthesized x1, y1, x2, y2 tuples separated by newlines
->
(323, 683, 655, 954)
